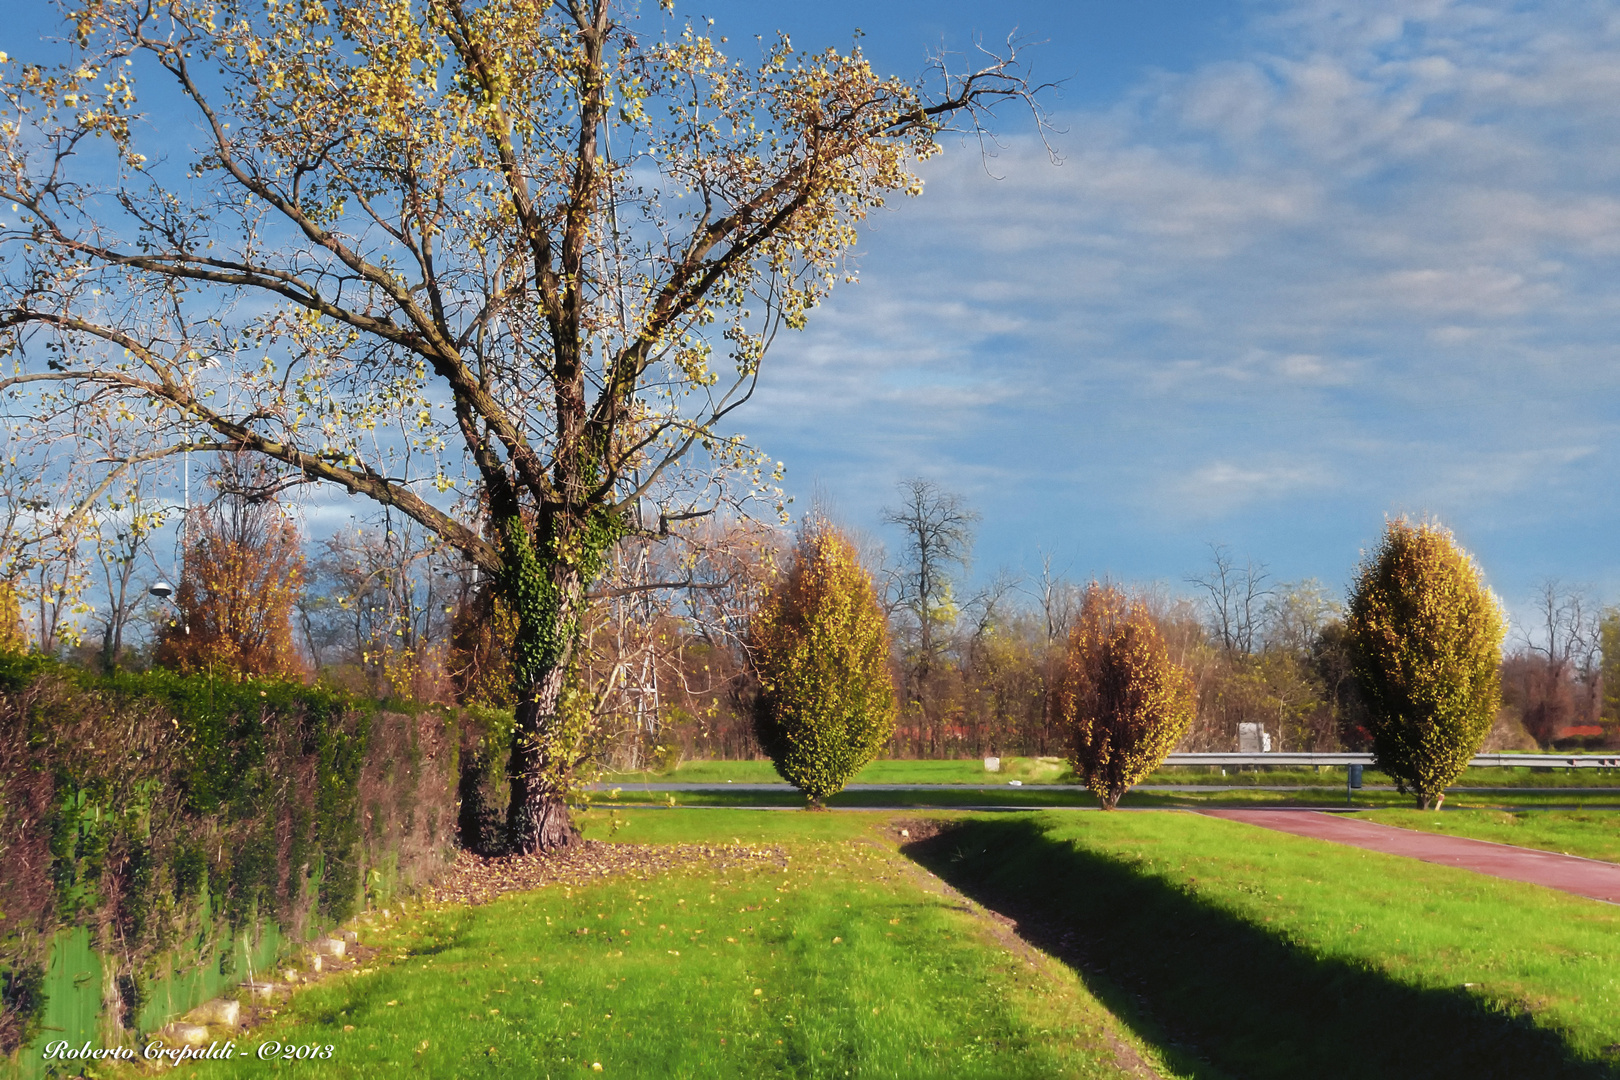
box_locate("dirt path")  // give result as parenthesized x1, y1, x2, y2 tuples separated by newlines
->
(1200, 809, 1620, 904)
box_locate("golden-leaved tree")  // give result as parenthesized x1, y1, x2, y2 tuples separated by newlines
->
(0, 0, 1044, 849)
(751, 520, 894, 808)
(1345, 519, 1506, 809)
(1060, 584, 1195, 810)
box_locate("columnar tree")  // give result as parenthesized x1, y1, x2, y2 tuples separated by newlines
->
(0, 0, 1044, 849)
(1345, 519, 1506, 809)
(751, 519, 895, 808)
(1601, 608, 1620, 736)
(1060, 583, 1195, 810)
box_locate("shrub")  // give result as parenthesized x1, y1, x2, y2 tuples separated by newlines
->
(1345, 519, 1506, 809)
(751, 521, 895, 807)
(1059, 584, 1195, 809)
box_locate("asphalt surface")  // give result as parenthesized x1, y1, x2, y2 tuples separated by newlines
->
(1201, 808, 1620, 904)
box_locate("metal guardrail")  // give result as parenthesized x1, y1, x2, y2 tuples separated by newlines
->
(1164, 752, 1620, 768)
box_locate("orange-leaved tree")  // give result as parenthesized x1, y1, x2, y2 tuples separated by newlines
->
(1345, 518, 1505, 809)
(1060, 584, 1195, 809)
(752, 520, 895, 808)
(155, 467, 306, 679)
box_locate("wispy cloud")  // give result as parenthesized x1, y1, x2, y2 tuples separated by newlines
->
(746, 0, 1620, 597)
(1169, 459, 1337, 516)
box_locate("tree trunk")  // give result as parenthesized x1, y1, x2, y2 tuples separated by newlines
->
(493, 507, 617, 855)
(506, 680, 582, 853)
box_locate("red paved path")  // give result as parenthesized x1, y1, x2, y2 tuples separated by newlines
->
(1199, 809, 1620, 904)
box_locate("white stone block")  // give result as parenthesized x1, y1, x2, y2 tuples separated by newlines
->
(187, 997, 240, 1027)
(161, 1022, 210, 1047)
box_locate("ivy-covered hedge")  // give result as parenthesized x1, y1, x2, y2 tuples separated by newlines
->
(0, 657, 460, 1054)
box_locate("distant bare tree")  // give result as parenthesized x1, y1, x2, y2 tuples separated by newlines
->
(965, 569, 1022, 645)
(1032, 552, 1083, 644)
(91, 477, 157, 671)
(1186, 543, 1271, 656)
(882, 479, 980, 674)
(881, 479, 979, 756)
(1261, 579, 1339, 656)
(0, 450, 93, 655)
(1523, 580, 1601, 677)
(302, 516, 457, 697)
(1515, 580, 1603, 745)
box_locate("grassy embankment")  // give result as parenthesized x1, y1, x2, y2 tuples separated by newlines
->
(172, 810, 1151, 1080)
(164, 807, 1620, 1080)
(604, 756, 1620, 789)
(912, 810, 1620, 1080)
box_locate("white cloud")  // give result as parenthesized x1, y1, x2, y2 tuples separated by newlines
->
(1167, 459, 1335, 516)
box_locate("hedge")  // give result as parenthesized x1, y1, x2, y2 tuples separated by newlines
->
(0, 656, 464, 1058)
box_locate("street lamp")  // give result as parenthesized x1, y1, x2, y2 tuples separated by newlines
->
(149, 580, 187, 634)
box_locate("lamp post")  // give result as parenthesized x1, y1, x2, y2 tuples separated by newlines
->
(149, 579, 187, 635)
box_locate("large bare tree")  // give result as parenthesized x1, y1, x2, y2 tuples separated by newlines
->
(0, 0, 1045, 849)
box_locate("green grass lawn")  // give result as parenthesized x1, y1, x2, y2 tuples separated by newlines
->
(182, 811, 1152, 1079)
(591, 783, 1620, 813)
(1129, 786, 1620, 811)
(594, 786, 1096, 810)
(1148, 765, 1620, 788)
(601, 758, 1620, 789)
(156, 805, 1620, 1079)
(914, 810, 1620, 1079)
(1353, 807, 1620, 865)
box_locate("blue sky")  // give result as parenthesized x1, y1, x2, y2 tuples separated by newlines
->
(698, 0, 1620, 622)
(8, 0, 1618, 629)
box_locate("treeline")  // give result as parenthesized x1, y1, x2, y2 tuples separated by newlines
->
(7, 467, 1620, 764)
(644, 483, 1620, 761)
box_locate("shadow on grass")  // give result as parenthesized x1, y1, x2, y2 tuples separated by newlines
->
(903, 816, 1616, 1080)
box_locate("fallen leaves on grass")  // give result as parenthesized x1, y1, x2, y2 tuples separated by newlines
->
(425, 842, 789, 906)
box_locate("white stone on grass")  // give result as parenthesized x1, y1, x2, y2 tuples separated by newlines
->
(160, 1022, 210, 1047)
(187, 998, 240, 1027)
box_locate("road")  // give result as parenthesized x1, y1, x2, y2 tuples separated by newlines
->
(1201, 808, 1620, 904)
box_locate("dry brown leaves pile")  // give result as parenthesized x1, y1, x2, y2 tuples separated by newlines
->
(424, 841, 789, 906)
